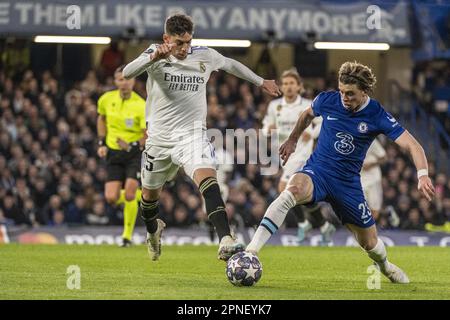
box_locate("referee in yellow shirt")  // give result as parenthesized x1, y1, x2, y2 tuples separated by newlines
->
(97, 65, 146, 247)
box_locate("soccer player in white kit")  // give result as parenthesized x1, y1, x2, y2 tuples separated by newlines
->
(262, 69, 335, 245)
(361, 138, 386, 221)
(123, 14, 281, 261)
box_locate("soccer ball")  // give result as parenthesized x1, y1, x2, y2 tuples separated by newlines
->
(226, 251, 262, 286)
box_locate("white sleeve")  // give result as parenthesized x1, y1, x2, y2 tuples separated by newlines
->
(304, 122, 314, 136)
(311, 116, 323, 139)
(262, 102, 277, 136)
(123, 44, 158, 79)
(372, 138, 387, 159)
(209, 48, 264, 86)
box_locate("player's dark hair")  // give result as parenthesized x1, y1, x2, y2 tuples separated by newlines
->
(281, 68, 302, 85)
(165, 14, 194, 36)
(114, 65, 126, 75)
(338, 61, 377, 94)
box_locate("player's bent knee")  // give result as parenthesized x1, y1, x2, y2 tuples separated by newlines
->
(286, 184, 311, 203)
(142, 188, 161, 202)
(286, 185, 301, 198)
(105, 193, 119, 205)
(124, 192, 136, 202)
(286, 174, 313, 202)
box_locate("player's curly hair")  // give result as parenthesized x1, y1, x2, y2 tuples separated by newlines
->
(165, 14, 194, 36)
(338, 61, 377, 94)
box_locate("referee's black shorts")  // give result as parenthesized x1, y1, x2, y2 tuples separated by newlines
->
(105, 143, 141, 182)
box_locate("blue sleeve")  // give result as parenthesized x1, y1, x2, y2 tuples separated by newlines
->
(377, 108, 405, 141)
(311, 92, 326, 116)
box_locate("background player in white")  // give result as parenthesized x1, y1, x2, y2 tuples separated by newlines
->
(123, 14, 281, 261)
(262, 68, 335, 245)
(361, 138, 386, 221)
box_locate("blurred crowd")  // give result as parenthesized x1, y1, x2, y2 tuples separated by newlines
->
(378, 142, 450, 229)
(0, 57, 449, 233)
(413, 60, 450, 134)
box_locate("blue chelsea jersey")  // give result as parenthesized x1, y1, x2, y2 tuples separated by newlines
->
(308, 91, 405, 180)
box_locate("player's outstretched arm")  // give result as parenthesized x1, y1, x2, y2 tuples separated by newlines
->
(279, 106, 315, 165)
(394, 130, 435, 201)
(123, 43, 176, 79)
(123, 53, 153, 79)
(221, 57, 281, 97)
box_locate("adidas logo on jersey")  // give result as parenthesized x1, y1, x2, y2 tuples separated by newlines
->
(163, 63, 172, 68)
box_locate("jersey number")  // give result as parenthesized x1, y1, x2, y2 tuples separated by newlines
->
(359, 202, 372, 223)
(143, 153, 155, 172)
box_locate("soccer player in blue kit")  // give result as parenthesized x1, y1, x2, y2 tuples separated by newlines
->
(247, 61, 435, 283)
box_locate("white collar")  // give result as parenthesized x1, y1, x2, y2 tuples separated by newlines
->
(282, 95, 301, 106)
(340, 95, 371, 113)
(356, 96, 371, 112)
(167, 46, 193, 63)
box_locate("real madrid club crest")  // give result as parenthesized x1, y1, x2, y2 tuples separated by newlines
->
(200, 62, 206, 73)
(358, 122, 368, 133)
(276, 104, 282, 116)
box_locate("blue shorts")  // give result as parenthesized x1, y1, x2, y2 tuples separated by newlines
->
(297, 164, 375, 228)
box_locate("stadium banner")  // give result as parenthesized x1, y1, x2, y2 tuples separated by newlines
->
(3, 225, 450, 247)
(0, 0, 411, 45)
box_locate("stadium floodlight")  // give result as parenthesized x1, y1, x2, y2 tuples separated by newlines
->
(191, 39, 251, 47)
(313, 42, 390, 50)
(34, 36, 111, 44)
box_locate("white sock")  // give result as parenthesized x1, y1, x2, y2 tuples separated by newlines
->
(247, 190, 296, 253)
(319, 221, 330, 233)
(298, 220, 312, 230)
(366, 238, 390, 272)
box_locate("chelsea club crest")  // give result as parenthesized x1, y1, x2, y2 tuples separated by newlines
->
(358, 122, 368, 133)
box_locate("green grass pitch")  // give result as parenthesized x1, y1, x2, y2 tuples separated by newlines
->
(1, 244, 449, 300)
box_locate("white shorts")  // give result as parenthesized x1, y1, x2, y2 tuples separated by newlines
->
(363, 180, 383, 211)
(141, 135, 217, 189)
(281, 156, 307, 183)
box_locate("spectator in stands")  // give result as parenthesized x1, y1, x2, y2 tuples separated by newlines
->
(66, 195, 87, 225)
(225, 202, 245, 234)
(1, 39, 30, 81)
(100, 42, 125, 78)
(413, 60, 450, 133)
(2, 191, 31, 226)
(401, 208, 423, 230)
(86, 198, 109, 225)
(80, 70, 99, 96)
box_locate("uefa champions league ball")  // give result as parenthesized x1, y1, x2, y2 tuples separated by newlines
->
(226, 251, 262, 286)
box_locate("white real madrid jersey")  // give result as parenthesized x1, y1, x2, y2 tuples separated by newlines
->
(124, 44, 263, 147)
(263, 96, 318, 161)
